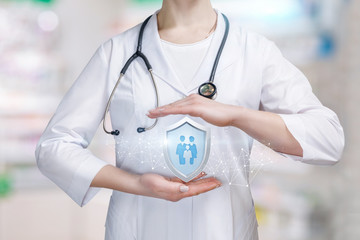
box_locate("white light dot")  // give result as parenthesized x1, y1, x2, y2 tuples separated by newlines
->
(38, 11, 59, 32)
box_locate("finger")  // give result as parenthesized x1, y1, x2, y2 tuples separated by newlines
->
(182, 181, 221, 198)
(159, 179, 186, 194)
(168, 175, 215, 190)
(164, 94, 201, 108)
(147, 104, 189, 118)
(169, 171, 208, 184)
(169, 171, 207, 185)
(147, 95, 201, 118)
(154, 96, 193, 112)
(190, 172, 207, 181)
(187, 177, 221, 186)
(162, 178, 221, 201)
(148, 104, 200, 118)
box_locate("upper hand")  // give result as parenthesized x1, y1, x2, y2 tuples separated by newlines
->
(147, 94, 241, 127)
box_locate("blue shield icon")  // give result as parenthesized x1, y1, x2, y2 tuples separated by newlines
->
(164, 117, 211, 182)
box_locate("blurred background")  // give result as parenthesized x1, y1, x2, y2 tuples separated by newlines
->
(0, 0, 359, 239)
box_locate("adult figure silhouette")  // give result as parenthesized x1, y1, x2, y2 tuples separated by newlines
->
(189, 136, 197, 165)
(176, 135, 186, 165)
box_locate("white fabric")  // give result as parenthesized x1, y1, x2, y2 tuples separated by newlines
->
(35, 9, 344, 240)
(161, 33, 213, 89)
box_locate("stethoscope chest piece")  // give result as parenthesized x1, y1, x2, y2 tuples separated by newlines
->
(198, 82, 217, 99)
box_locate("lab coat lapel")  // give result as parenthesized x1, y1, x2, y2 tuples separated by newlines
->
(187, 11, 241, 94)
(142, 13, 188, 96)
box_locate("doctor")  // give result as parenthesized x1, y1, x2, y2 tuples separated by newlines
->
(35, 0, 345, 239)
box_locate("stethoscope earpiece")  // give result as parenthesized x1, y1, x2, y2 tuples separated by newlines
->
(137, 127, 146, 133)
(111, 130, 120, 136)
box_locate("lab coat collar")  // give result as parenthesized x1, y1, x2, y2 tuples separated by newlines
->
(142, 9, 240, 96)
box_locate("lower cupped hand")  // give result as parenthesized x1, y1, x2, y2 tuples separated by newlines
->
(137, 172, 221, 202)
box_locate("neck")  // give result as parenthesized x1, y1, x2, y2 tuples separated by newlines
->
(157, 0, 216, 43)
(158, 0, 215, 28)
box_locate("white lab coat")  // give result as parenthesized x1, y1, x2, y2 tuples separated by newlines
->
(35, 9, 344, 240)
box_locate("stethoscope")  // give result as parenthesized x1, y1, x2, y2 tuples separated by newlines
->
(103, 13, 229, 136)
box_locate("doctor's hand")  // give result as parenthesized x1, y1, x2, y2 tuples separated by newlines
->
(138, 172, 222, 202)
(147, 93, 303, 157)
(147, 94, 238, 127)
(91, 166, 222, 202)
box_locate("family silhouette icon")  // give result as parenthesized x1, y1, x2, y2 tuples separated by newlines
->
(176, 136, 197, 165)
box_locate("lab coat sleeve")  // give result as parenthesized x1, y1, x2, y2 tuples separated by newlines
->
(259, 40, 344, 165)
(35, 42, 112, 206)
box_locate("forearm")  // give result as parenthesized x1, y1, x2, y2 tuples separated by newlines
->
(231, 106, 303, 157)
(90, 165, 143, 195)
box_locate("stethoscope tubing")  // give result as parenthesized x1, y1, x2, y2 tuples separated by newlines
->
(209, 13, 229, 83)
(102, 66, 159, 135)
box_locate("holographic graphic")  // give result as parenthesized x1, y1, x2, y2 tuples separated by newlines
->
(107, 126, 280, 188)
